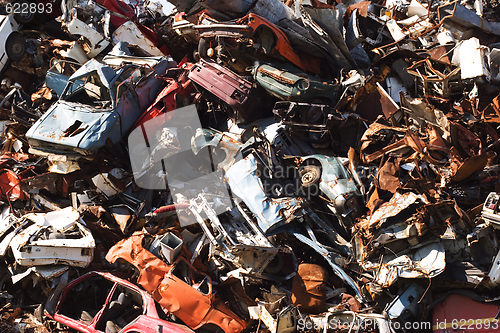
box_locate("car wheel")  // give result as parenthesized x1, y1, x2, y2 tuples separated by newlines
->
(299, 164, 321, 187)
(6, 32, 27, 62)
(13, 1, 35, 24)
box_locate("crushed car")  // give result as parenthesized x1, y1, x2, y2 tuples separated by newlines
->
(105, 231, 247, 333)
(26, 57, 175, 158)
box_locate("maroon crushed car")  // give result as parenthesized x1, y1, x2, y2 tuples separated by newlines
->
(188, 57, 265, 124)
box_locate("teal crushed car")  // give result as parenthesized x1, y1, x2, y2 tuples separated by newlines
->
(253, 63, 340, 106)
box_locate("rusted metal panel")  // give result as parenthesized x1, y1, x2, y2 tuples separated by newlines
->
(438, 1, 500, 36)
(193, 12, 322, 74)
(407, 59, 462, 98)
(354, 82, 400, 120)
(291, 263, 328, 314)
(299, 154, 363, 227)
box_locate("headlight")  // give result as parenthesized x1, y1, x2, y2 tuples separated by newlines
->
(297, 79, 310, 91)
(28, 139, 39, 147)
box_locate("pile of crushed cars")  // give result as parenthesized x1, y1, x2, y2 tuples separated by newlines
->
(2, 0, 500, 332)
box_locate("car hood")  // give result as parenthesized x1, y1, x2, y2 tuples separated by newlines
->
(26, 101, 115, 152)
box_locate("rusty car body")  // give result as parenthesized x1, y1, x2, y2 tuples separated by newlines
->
(193, 12, 321, 74)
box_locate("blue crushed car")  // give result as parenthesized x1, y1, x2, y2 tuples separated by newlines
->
(298, 154, 364, 228)
(26, 57, 174, 159)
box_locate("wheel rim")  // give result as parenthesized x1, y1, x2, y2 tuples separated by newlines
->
(11, 42, 24, 57)
(6, 34, 27, 61)
(299, 165, 320, 187)
(301, 171, 315, 184)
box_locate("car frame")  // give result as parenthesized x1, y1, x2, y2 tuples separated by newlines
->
(9, 207, 95, 268)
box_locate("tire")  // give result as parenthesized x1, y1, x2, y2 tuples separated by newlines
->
(240, 124, 260, 143)
(198, 37, 209, 58)
(264, 253, 283, 275)
(13, 1, 35, 24)
(299, 164, 321, 187)
(6, 32, 27, 62)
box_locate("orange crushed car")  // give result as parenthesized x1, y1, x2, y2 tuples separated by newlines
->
(195, 12, 322, 75)
(105, 232, 247, 333)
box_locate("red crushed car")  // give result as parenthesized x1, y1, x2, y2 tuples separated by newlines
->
(132, 61, 195, 131)
(44, 271, 193, 333)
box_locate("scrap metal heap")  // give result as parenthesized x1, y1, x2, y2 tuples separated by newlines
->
(1, 0, 500, 332)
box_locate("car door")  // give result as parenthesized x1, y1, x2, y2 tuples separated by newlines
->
(115, 76, 141, 140)
(52, 274, 116, 333)
(152, 258, 212, 329)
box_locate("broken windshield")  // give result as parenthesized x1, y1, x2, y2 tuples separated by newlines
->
(62, 72, 114, 110)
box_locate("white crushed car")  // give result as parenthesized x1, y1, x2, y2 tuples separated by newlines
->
(9, 207, 95, 268)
